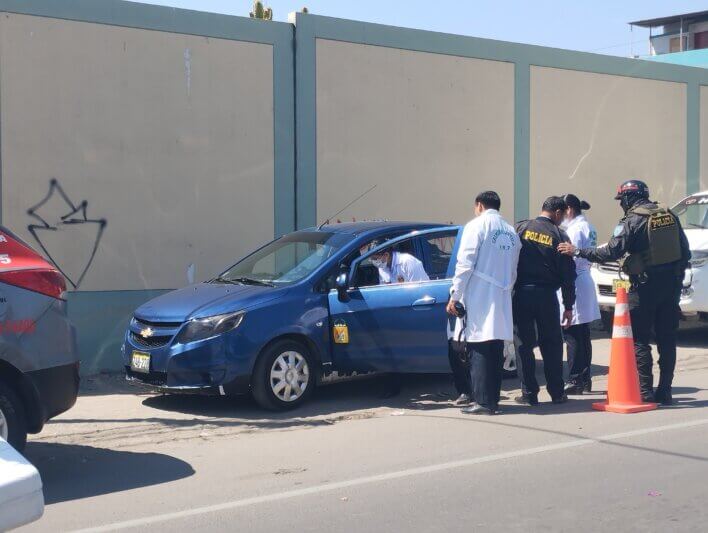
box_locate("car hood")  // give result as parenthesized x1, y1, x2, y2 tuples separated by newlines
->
(134, 283, 287, 323)
(685, 228, 708, 252)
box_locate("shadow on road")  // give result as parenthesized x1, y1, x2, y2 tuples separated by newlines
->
(24, 442, 194, 504)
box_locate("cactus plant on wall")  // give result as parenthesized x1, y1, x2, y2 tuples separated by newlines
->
(249, 1, 273, 20)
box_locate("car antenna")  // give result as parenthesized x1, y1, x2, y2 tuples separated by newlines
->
(317, 184, 377, 230)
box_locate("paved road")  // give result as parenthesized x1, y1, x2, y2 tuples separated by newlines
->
(19, 328, 708, 532)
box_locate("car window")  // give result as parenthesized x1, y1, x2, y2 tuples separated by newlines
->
(218, 231, 342, 286)
(356, 236, 429, 288)
(318, 232, 403, 292)
(421, 231, 458, 280)
(673, 195, 708, 229)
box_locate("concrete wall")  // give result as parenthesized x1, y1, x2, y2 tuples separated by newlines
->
(0, 4, 705, 375)
(0, 13, 275, 292)
(530, 66, 687, 239)
(315, 39, 515, 224)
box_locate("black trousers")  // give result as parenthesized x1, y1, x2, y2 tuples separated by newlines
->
(448, 340, 472, 396)
(513, 286, 565, 400)
(565, 323, 592, 386)
(628, 273, 682, 396)
(467, 340, 504, 409)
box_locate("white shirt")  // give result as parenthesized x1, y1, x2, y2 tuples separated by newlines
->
(558, 214, 601, 325)
(450, 209, 521, 342)
(377, 252, 429, 284)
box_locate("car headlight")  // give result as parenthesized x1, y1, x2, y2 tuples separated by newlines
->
(689, 251, 708, 269)
(175, 311, 245, 344)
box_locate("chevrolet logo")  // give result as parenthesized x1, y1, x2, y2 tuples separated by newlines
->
(140, 327, 154, 338)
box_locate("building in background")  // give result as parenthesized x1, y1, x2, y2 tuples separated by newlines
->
(631, 10, 708, 68)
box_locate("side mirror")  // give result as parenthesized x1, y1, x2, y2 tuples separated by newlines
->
(335, 272, 349, 301)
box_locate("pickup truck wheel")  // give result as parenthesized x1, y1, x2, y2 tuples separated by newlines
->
(252, 340, 315, 411)
(0, 381, 27, 451)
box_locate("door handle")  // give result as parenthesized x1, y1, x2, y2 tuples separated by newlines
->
(412, 296, 436, 307)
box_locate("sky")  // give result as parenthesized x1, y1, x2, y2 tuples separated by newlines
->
(136, 0, 707, 57)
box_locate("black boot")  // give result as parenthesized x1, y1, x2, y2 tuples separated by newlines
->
(654, 388, 673, 406)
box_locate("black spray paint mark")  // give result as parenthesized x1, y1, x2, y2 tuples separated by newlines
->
(27, 179, 107, 289)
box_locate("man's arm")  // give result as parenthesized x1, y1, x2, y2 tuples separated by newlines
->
(559, 218, 632, 263)
(403, 256, 430, 282)
(450, 223, 480, 301)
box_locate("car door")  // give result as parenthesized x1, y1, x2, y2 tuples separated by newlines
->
(327, 227, 461, 374)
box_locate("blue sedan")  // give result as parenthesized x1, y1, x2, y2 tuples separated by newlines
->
(124, 221, 517, 410)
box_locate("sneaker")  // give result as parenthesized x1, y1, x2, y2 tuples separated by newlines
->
(514, 394, 539, 406)
(551, 394, 569, 404)
(454, 393, 473, 406)
(583, 380, 592, 393)
(654, 388, 673, 406)
(460, 404, 495, 415)
(564, 382, 584, 395)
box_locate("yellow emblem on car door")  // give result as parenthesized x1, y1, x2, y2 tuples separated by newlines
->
(333, 320, 349, 344)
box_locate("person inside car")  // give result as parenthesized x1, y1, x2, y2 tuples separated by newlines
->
(369, 241, 429, 284)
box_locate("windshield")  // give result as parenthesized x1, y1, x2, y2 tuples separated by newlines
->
(215, 232, 341, 286)
(673, 195, 708, 230)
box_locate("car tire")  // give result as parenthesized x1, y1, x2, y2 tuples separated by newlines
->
(252, 340, 316, 411)
(0, 380, 27, 451)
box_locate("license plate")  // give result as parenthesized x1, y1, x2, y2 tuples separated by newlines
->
(131, 351, 151, 373)
(612, 279, 631, 293)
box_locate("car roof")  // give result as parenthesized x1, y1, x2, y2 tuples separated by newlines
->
(302, 220, 454, 236)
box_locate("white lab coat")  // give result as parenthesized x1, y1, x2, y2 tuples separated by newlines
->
(450, 209, 521, 342)
(377, 252, 429, 284)
(558, 214, 601, 325)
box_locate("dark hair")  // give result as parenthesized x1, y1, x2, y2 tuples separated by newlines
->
(475, 190, 501, 211)
(563, 193, 591, 213)
(542, 196, 567, 213)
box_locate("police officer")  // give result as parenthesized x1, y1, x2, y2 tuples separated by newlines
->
(514, 196, 577, 406)
(558, 180, 691, 405)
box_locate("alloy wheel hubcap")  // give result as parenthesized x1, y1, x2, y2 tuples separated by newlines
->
(270, 351, 309, 402)
(0, 409, 8, 440)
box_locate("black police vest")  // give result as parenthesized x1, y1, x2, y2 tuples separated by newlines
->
(622, 204, 681, 275)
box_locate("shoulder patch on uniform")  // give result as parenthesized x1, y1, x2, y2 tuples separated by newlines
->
(612, 224, 624, 237)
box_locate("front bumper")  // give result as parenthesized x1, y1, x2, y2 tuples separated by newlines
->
(123, 325, 252, 395)
(591, 264, 708, 317)
(25, 361, 80, 431)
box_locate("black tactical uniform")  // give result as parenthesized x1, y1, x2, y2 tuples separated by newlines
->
(514, 214, 577, 403)
(576, 181, 691, 404)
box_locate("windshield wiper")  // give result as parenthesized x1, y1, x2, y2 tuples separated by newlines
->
(231, 276, 275, 287)
(686, 223, 707, 229)
(208, 276, 241, 285)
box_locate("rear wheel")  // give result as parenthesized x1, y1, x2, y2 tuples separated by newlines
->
(0, 380, 27, 451)
(252, 340, 316, 411)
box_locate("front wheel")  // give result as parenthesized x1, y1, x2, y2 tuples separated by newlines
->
(252, 340, 316, 411)
(0, 380, 27, 451)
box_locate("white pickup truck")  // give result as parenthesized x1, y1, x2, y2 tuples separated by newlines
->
(591, 190, 708, 329)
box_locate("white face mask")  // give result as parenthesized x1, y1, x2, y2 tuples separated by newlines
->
(372, 257, 387, 269)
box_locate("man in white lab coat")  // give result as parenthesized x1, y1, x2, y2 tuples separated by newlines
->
(446, 191, 521, 415)
(371, 246, 429, 284)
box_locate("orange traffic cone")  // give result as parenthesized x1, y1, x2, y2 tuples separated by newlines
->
(593, 287, 657, 414)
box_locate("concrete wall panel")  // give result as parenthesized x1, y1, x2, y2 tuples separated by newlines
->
(530, 66, 687, 239)
(315, 39, 515, 225)
(0, 13, 275, 291)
